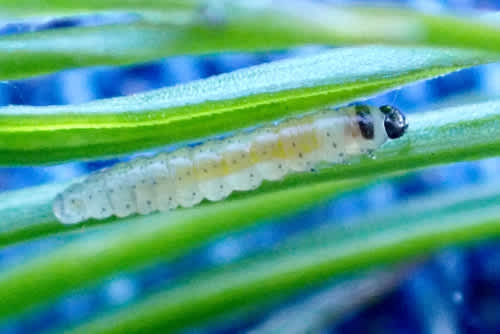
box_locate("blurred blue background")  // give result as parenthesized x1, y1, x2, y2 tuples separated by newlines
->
(1, 0, 500, 333)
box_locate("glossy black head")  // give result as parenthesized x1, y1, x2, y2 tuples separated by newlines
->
(379, 105, 408, 139)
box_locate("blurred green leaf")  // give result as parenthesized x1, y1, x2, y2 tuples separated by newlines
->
(0, 99, 499, 319)
(0, 0, 196, 15)
(1, 99, 500, 246)
(246, 264, 414, 334)
(62, 183, 500, 333)
(1, 2, 500, 79)
(1, 46, 498, 165)
(0, 178, 361, 319)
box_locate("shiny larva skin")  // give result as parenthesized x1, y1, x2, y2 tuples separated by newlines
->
(53, 105, 407, 224)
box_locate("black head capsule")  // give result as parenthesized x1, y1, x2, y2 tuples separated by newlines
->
(379, 105, 408, 139)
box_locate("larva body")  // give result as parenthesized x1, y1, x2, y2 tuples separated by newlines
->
(53, 105, 408, 224)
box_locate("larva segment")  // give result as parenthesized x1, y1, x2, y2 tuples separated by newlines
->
(132, 159, 164, 215)
(250, 130, 289, 181)
(221, 139, 262, 191)
(279, 120, 319, 172)
(363, 107, 389, 152)
(344, 116, 364, 156)
(53, 183, 87, 224)
(81, 175, 113, 220)
(192, 146, 231, 201)
(313, 115, 347, 164)
(151, 153, 178, 211)
(103, 165, 138, 218)
(170, 149, 203, 208)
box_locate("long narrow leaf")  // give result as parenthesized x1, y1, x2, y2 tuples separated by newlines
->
(1, 99, 499, 248)
(1, 2, 500, 79)
(0, 0, 197, 16)
(246, 265, 415, 334)
(1, 46, 497, 165)
(0, 179, 361, 319)
(61, 183, 500, 333)
(0, 99, 499, 319)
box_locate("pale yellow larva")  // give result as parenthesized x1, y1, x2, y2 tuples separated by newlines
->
(53, 104, 408, 224)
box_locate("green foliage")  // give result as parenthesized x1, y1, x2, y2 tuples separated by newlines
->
(65, 183, 500, 333)
(0, 2, 499, 332)
(1, 46, 498, 165)
(0, 100, 499, 322)
(1, 2, 500, 80)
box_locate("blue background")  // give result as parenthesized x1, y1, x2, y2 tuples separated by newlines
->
(1, 1, 500, 333)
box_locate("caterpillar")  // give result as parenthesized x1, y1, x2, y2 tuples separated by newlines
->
(53, 104, 408, 224)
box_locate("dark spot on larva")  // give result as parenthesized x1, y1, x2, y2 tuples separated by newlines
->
(178, 177, 182, 181)
(153, 181, 157, 185)
(71, 199, 76, 204)
(326, 132, 331, 137)
(298, 153, 303, 158)
(250, 173, 254, 178)
(88, 195, 92, 200)
(292, 142, 296, 147)
(146, 200, 152, 206)
(219, 185, 224, 189)
(339, 153, 344, 157)
(126, 203, 131, 209)
(232, 159, 237, 165)
(278, 164, 283, 169)
(192, 192, 196, 197)
(109, 189, 114, 193)
(203, 168, 208, 173)
(168, 196, 172, 201)
(355, 105, 375, 140)
(332, 142, 337, 148)
(101, 208, 106, 213)
(186, 171, 191, 176)
(132, 185, 137, 189)
(241, 154, 245, 158)
(141, 179, 146, 184)
(262, 151, 267, 155)
(310, 168, 316, 172)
